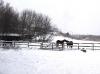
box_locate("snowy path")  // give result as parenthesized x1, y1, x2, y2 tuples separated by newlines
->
(0, 48, 100, 74)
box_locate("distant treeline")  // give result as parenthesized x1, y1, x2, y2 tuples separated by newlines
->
(0, 0, 58, 41)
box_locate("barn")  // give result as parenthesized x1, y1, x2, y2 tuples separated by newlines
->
(0, 33, 22, 41)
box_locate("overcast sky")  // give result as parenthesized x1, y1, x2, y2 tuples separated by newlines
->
(4, 0, 100, 35)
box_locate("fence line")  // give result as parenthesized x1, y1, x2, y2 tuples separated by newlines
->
(40, 42, 100, 50)
(73, 43, 100, 50)
(0, 41, 40, 48)
(1, 41, 100, 50)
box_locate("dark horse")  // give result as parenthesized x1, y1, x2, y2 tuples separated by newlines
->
(56, 39, 73, 48)
(62, 39, 73, 48)
(56, 40, 65, 49)
(66, 41, 73, 48)
(56, 40, 63, 47)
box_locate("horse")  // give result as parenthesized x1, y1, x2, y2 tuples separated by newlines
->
(56, 40, 64, 47)
(56, 40, 65, 49)
(66, 41, 73, 48)
(56, 39, 73, 49)
(63, 39, 69, 43)
(62, 39, 73, 48)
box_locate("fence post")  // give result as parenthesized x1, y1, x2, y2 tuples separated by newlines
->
(92, 43, 94, 50)
(40, 42, 43, 49)
(28, 41, 29, 47)
(52, 43, 53, 50)
(13, 41, 15, 47)
(78, 43, 79, 50)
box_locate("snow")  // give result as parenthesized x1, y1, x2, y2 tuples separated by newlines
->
(0, 36, 100, 74)
(0, 48, 100, 74)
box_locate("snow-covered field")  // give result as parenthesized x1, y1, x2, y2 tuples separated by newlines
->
(0, 36, 100, 74)
(0, 48, 100, 74)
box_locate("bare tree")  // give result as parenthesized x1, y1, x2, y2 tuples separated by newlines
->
(20, 10, 53, 41)
(0, 0, 55, 41)
(0, 1, 19, 34)
(0, 0, 5, 33)
(20, 10, 37, 35)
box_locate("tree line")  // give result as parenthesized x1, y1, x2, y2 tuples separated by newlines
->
(0, 0, 56, 41)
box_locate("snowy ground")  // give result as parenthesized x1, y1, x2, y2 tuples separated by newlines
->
(0, 36, 100, 74)
(0, 48, 100, 74)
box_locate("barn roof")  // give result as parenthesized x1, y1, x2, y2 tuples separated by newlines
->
(0, 33, 22, 36)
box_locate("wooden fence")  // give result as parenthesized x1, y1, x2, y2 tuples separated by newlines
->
(73, 43, 100, 50)
(0, 41, 40, 48)
(40, 42, 100, 50)
(1, 41, 100, 50)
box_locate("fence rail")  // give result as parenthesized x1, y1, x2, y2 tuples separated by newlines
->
(0, 41, 40, 48)
(40, 42, 100, 50)
(1, 41, 100, 50)
(73, 43, 100, 50)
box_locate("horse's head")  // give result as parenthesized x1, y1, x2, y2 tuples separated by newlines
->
(63, 39, 69, 43)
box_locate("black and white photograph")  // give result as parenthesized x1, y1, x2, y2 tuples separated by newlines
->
(0, 0, 100, 74)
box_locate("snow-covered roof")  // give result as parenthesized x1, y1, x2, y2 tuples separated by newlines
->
(0, 33, 22, 36)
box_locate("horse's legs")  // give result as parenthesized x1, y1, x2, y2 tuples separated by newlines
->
(62, 43, 64, 50)
(71, 45, 73, 48)
(66, 43, 68, 48)
(70, 45, 73, 49)
(67, 44, 69, 48)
